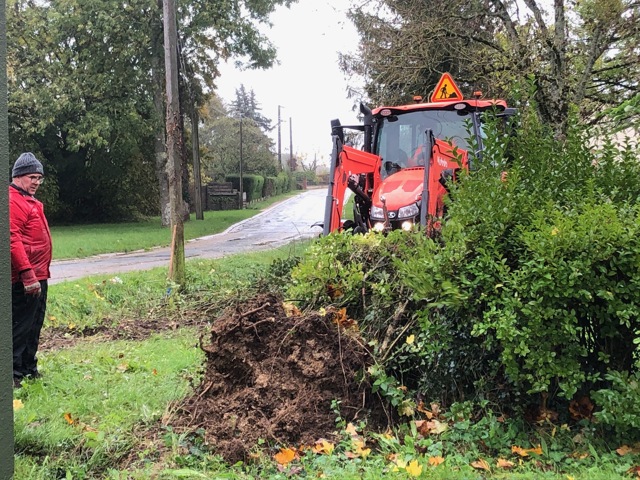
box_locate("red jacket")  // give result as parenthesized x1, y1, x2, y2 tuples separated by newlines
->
(9, 184, 52, 283)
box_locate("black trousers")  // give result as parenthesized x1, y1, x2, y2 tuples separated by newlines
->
(12, 280, 48, 379)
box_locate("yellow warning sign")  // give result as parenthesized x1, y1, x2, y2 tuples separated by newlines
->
(430, 73, 464, 102)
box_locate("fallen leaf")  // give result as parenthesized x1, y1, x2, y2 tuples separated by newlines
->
(345, 423, 358, 437)
(471, 458, 491, 471)
(569, 451, 590, 459)
(282, 302, 301, 317)
(428, 456, 444, 466)
(512, 445, 529, 457)
(312, 439, 335, 455)
(274, 447, 296, 465)
(429, 419, 448, 434)
(63, 412, 76, 425)
(116, 363, 129, 373)
(352, 439, 371, 458)
(416, 401, 433, 418)
(497, 458, 514, 469)
(405, 460, 423, 477)
(13, 399, 24, 411)
(152, 369, 158, 376)
(528, 445, 543, 456)
(626, 466, 640, 477)
(406, 334, 415, 345)
(618, 445, 634, 456)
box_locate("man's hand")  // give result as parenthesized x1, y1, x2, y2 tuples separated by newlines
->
(20, 269, 41, 296)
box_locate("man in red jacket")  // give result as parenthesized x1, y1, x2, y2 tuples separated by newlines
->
(9, 152, 52, 388)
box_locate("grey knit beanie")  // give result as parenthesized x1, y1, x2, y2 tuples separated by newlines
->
(12, 152, 44, 178)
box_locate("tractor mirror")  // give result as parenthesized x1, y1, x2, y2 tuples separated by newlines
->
(330, 119, 344, 144)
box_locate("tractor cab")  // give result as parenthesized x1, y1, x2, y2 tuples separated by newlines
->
(323, 73, 515, 235)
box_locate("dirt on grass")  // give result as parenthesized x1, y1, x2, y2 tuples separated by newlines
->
(166, 292, 384, 464)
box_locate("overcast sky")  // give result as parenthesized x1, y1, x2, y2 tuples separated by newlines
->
(215, 1, 362, 167)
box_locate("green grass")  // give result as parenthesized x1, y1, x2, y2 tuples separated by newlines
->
(13, 329, 205, 479)
(51, 191, 301, 259)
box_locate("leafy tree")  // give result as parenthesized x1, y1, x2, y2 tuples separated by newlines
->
(7, 0, 296, 223)
(199, 95, 278, 182)
(229, 84, 273, 132)
(341, 0, 640, 137)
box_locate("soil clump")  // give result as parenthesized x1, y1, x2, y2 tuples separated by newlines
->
(169, 292, 380, 463)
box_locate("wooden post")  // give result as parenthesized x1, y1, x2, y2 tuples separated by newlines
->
(163, 0, 185, 286)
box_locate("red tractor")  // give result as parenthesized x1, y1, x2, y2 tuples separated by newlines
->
(323, 73, 515, 235)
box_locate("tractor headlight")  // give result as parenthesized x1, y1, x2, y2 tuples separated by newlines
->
(397, 203, 419, 219)
(370, 205, 384, 219)
(401, 221, 414, 231)
(372, 222, 386, 232)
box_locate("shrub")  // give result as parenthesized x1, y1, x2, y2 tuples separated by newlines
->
(288, 109, 640, 420)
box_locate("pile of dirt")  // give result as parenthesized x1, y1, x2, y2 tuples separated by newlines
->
(169, 292, 382, 463)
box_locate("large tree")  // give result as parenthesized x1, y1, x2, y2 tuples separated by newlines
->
(199, 95, 278, 182)
(7, 0, 295, 223)
(342, 0, 640, 136)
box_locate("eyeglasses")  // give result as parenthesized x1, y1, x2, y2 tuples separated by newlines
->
(26, 175, 45, 185)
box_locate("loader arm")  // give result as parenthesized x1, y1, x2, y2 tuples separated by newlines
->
(323, 135, 381, 235)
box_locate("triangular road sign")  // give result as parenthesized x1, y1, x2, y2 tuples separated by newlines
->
(430, 73, 464, 102)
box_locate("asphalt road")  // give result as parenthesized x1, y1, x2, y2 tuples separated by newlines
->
(50, 187, 329, 284)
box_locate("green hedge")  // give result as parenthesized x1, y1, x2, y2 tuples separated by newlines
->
(287, 110, 640, 435)
(226, 174, 264, 203)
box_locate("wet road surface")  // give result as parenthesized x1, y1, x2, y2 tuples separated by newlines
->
(50, 188, 328, 284)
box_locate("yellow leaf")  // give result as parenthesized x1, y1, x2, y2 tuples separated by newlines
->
(345, 423, 358, 437)
(13, 399, 24, 411)
(528, 445, 543, 456)
(63, 412, 76, 425)
(406, 334, 415, 345)
(274, 447, 296, 465)
(430, 419, 448, 434)
(405, 459, 423, 477)
(312, 439, 334, 455)
(94, 290, 105, 300)
(428, 456, 444, 466)
(512, 445, 529, 457)
(353, 440, 371, 458)
(471, 458, 491, 471)
(551, 227, 559, 236)
(68, 323, 76, 330)
(497, 458, 514, 469)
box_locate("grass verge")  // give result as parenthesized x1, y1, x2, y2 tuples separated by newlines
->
(51, 191, 302, 259)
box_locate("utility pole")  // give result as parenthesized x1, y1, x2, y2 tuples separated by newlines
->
(239, 115, 244, 209)
(289, 116, 294, 171)
(277, 105, 283, 169)
(163, 0, 185, 286)
(0, 0, 15, 473)
(190, 108, 203, 220)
